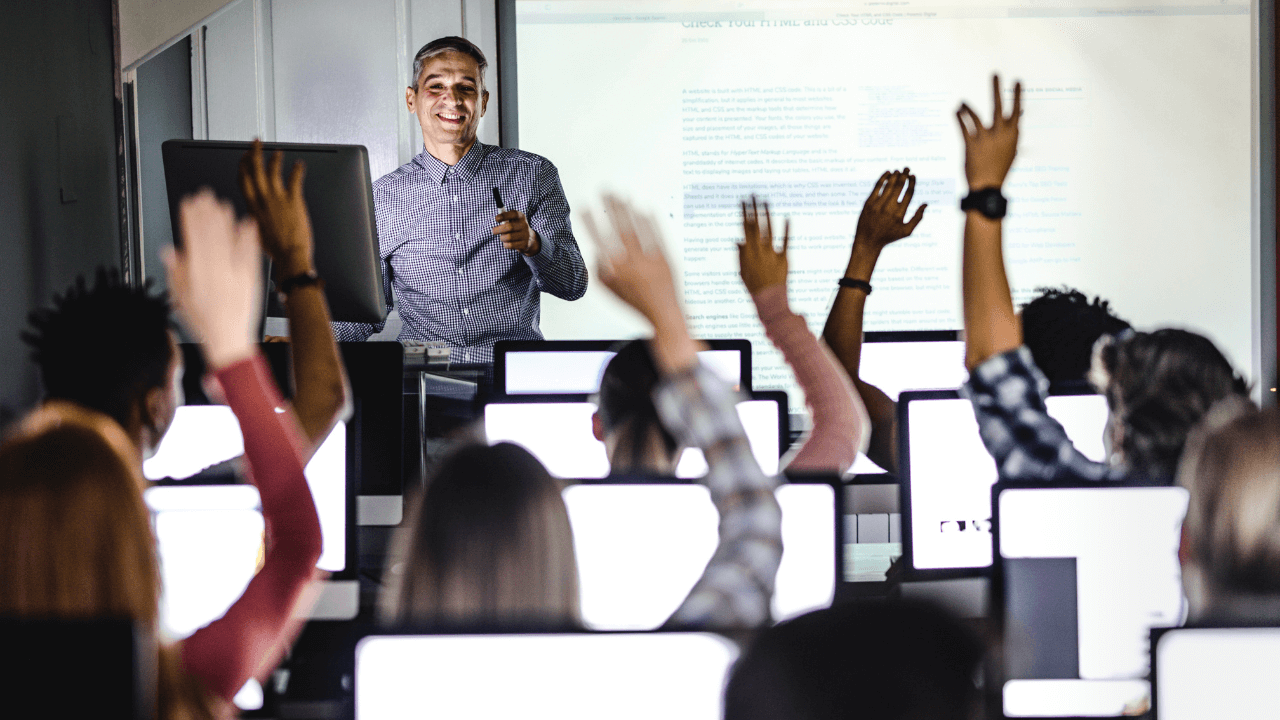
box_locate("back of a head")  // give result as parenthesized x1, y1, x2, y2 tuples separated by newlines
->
(597, 340, 679, 472)
(0, 403, 158, 619)
(1178, 401, 1280, 619)
(23, 269, 173, 431)
(381, 442, 580, 627)
(1020, 287, 1130, 384)
(724, 600, 984, 720)
(1096, 328, 1249, 480)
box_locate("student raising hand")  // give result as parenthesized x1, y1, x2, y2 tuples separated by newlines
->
(164, 189, 263, 370)
(582, 195, 699, 374)
(738, 196, 790, 294)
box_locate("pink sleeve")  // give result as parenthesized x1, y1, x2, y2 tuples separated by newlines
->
(181, 353, 324, 702)
(751, 284, 867, 475)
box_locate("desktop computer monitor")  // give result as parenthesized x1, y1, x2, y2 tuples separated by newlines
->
(994, 483, 1188, 719)
(493, 339, 752, 395)
(483, 391, 787, 479)
(847, 332, 967, 476)
(355, 632, 738, 720)
(1152, 626, 1280, 719)
(563, 476, 840, 629)
(161, 140, 385, 323)
(143, 415, 353, 636)
(899, 388, 1110, 576)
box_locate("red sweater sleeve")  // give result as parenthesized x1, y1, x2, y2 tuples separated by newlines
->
(751, 284, 867, 475)
(181, 353, 324, 702)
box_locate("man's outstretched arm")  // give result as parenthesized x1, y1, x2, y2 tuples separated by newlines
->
(821, 169, 926, 474)
(959, 76, 1023, 370)
(240, 141, 352, 459)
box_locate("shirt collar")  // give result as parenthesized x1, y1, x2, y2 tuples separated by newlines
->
(414, 141, 489, 185)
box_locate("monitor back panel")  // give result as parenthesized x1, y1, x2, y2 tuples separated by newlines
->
(162, 140, 384, 323)
(901, 391, 1109, 575)
(995, 484, 1189, 718)
(563, 481, 838, 629)
(356, 632, 738, 720)
(1153, 627, 1280, 720)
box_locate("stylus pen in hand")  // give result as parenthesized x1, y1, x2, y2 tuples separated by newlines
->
(492, 187, 506, 214)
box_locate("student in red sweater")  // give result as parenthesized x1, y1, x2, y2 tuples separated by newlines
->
(0, 191, 323, 718)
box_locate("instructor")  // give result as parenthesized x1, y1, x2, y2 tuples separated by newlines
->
(333, 36, 588, 362)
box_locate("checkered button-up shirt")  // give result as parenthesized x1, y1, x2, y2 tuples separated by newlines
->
(332, 142, 588, 361)
(655, 365, 783, 629)
(961, 346, 1126, 483)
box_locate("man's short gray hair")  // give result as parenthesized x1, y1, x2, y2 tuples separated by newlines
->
(410, 36, 488, 91)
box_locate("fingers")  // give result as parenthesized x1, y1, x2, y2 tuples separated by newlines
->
(494, 209, 522, 223)
(288, 160, 306, 201)
(762, 201, 774, 247)
(904, 204, 927, 234)
(603, 195, 641, 254)
(885, 171, 907, 205)
(1011, 80, 1023, 123)
(781, 217, 790, 255)
(901, 173, 917, 208)
(268, 150, 286, 195)
(740, 200, 755, 247)
(865, 171, 890, 207)
(992, 75, 1003, 124)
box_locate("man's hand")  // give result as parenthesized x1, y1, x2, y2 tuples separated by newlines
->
(854, 169, 927, 253)
(957, 75, 1022, 191)
(738, 196, 790, 295)
(238, 139, 315, 280)
(493, 210, 541, 256)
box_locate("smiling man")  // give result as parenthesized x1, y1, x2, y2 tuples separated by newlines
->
(332, 36, 588, 362)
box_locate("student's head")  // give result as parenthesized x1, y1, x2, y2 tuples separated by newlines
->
(1177, 400, 1280, 620)
(592, 340, 681, 475)
(724, 600, 984, 720)
(1020, 287, 1130, 384)
(0, 402, 217, 719)
(1090, 328, 1249, 480)
(23, 269, 182, 459)
(380, 442, 580, 627)
(406, 36, 489, 152)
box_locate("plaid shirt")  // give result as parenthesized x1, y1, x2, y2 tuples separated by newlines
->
(332, 142, 588, 362)
(962, 346, 1123, 483)
(655, 365, 783, 629)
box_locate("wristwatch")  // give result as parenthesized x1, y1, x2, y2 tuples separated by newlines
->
(960, 188, 1008, 220)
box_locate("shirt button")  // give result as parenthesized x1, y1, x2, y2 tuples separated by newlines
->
(454, 233, 460, 240)
(457, 268, 463, 275)
(462, 308, 469, 315)
(453, 195, 458, 202)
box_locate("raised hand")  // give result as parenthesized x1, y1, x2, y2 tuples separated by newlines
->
(582, 195, 697, 373)
(238, 139, 315, 280)
(165, 189, 263, 369)
(957, 75, 1022, 191)
(854, 169, 927, 253)
(738, 196, 790, 295)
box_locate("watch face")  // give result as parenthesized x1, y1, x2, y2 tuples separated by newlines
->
(983, 193, 1006, 217)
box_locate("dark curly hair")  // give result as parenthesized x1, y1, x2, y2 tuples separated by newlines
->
(1097, 328, 1249, 481)
(1020, 286, 1131, 383)
(22, 269, 175, 431)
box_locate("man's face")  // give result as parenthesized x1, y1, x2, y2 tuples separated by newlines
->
(407, 51, 488, 153)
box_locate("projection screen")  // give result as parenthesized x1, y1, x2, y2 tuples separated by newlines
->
(500, 0, 1276, 410)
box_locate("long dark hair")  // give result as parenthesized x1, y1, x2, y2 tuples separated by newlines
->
(596, 340, 679, 472)
(380, 442, 580, 626)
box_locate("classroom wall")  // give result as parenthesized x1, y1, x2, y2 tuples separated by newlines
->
(0, 0, 122, 423)
(119, 0, 234, 68)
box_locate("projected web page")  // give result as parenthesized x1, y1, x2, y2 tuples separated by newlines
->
(356, 633, 738, 720)
(143, 406, 347, 638)
(515, 0, 1256, 413)
(484, 399, 780, 477)
(563, 483, 835, 629)
(998, 486, 1189, 718)
(905, 394, 1108, 570)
